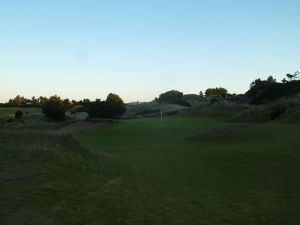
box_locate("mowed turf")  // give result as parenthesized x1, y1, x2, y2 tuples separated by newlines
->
(77, 116, 300, 225)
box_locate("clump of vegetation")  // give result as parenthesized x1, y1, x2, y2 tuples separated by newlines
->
(42, 95, 68, 121)
(14, 110, 23, 119)
(205, 87, 228, 97)
(246, 73, 300, 105)
(78, 93, 126, 119)
(156, 90, 190, 106)
(246, 76, 276, 98)
(232, 99, 291, 123)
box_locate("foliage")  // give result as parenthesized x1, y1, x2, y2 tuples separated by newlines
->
(251, 81, 300, 104)
(246, 73, 300, 103)
(78, 94, 126, 119)
(105, 93, 127, 118)
(7, 95, 29, 107)
(42, 95, 67, 121)
(157, 90, 190, 106)
(205, 87, 228, 97)
(246, 79, 268, 97)
(14, 110, 23, 119)
(286, 71, 299, 82)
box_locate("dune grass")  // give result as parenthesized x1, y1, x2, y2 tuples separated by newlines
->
(76, 116, 300, 225)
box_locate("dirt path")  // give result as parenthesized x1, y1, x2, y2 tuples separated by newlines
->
(57, 121, 108, 134)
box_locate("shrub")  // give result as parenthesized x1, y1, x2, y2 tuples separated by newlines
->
(77, 94, 126, 119)
(251, 81, 300, 105)
(205, 87, 228, 97)
(14, 110, 23, 119)
(105, 93, 127, 118)
(158, 90, 190, 106)
(42, 95, 66, 121)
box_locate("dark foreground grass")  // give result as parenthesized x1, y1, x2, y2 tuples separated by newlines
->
(1, 116, 300, 225)
(77, 117, 300, 225)
(0, 129, 119, 225)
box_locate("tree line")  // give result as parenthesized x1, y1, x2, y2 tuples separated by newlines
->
(3, 70, 299, 120)
(3, 94, 126, 121)
(246, 71, 300, 104)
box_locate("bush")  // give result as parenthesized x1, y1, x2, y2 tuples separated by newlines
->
(77, 94, 126, 119)
(251, 81, 300, 105)
(14, 110, 23, 119)
(42, 95, 67, 121)
(205, 87, 228, 97)
(157, 90, 190, 106)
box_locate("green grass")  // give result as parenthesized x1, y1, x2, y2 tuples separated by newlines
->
(0, 107, 41, 117)
(1, 116, 300, 225)
(0, 129, 119, 225)
(76, 116, 300, 225)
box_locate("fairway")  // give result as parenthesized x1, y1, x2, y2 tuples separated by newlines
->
(77, 116, 300, 225)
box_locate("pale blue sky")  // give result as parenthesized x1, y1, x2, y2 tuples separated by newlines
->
(0, 0, 299, 102)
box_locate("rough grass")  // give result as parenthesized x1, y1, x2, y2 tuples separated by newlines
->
(233, 95, 300, 123)
(76, 117, 300, 225)
(0, 128, 119, 225)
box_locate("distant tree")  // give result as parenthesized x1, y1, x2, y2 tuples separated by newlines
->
(246, 79, 268, 97)
(105, 93, 126, 118)
(7, 95, 28, 107)
(15, 110, 23, 119)
(267, 76, 276, 85)
(205, 87, 228, 97)
(30, 96, 39, 106)
(286, 71, 299, 82)
(158, 90, 190, 106)
(42, 95, 67, 121)
(38, 96, 48, 107)
(199, 91, 204, 97)
(78, 94, 126, 119)
(63, 98, 73, 109)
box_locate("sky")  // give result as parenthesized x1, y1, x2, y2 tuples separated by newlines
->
(0, 0, 300, 103)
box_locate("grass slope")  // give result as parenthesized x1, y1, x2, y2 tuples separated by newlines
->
(77, 116, 300, 225)
(0, 129, 119, 225)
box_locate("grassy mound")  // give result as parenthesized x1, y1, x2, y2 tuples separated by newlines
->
(0, 129, 119, 225)
(123, 102, 189, 118)
(183, 98, 249, 116)
(233, 95, 300, 123)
